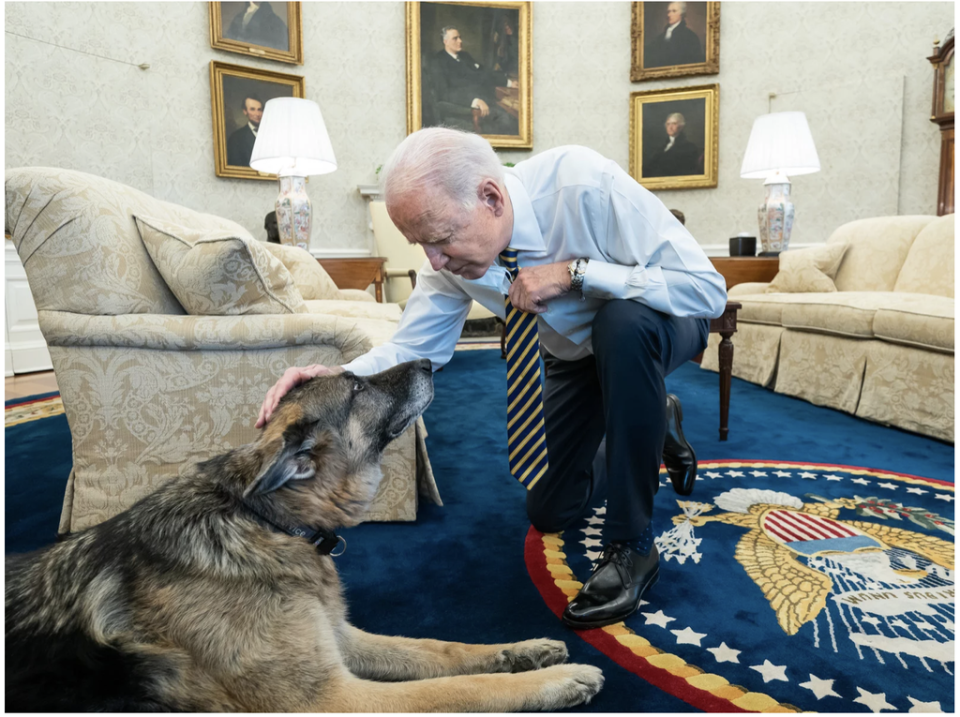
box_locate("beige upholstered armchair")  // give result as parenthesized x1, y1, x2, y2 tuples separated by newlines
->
(5, 167, 439, 535)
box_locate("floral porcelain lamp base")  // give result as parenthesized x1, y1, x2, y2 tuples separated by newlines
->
(275, 175, 311, 251)
(757, 174, 795, 256)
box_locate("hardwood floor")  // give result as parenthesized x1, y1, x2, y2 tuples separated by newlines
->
(5, 371, 59, 401)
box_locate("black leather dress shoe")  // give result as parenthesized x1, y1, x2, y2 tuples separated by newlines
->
(663, 393, 697, 496)
(562, 543, 659, 629)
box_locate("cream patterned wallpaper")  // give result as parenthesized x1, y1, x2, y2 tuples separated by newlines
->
(5, 2, 952, 256)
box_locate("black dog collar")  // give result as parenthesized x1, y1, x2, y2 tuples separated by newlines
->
(240, 500, 346, 557)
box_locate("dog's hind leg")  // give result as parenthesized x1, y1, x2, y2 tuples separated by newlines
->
(339, 625, 568, 680)
(316, 664, 604, 712)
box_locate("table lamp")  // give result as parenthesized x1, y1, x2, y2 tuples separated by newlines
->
(250, 97, 337, 250)
(740, 111, 820, 255)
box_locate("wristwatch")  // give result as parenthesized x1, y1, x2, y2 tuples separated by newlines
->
(567, 258, 588, 300)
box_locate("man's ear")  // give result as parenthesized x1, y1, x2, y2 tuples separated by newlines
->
(246, 426, 320, 496)
(478, 179, 505, 216)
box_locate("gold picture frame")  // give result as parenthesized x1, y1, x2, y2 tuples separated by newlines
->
(209, 2, 304, 65)
(210, 61, 305, 181)
(406, 1, 533, 149)
(631, 2, 720, 82)
(629, 83, 719, 191)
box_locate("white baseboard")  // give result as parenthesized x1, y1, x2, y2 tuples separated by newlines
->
(701, 242, 815, 257)
(310, 247, 373, 258)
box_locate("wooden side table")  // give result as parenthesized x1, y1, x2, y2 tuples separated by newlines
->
(317, 257, 387, 303)
(709, 256, 779, 290)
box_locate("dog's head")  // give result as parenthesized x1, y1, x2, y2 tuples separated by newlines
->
(246, 359, 434, 527)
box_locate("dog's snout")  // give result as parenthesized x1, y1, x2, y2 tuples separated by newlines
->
(417, 358, 433, 374)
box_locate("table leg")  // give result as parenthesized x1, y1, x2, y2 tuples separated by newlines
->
(718, 329, 734, 441)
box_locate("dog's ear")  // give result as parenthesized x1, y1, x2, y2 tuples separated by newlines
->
(248, 425, 320, 496)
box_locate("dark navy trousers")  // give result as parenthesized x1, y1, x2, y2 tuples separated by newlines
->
(526, 300, 709, 542)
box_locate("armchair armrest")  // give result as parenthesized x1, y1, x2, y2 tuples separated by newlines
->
(385, 267, 418, 289)
(38, 310, 374, 363)
(729, 282, 771, 297)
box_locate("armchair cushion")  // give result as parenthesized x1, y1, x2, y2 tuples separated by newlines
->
(766, 243, 848, 294)
(136, 216, 308, 316)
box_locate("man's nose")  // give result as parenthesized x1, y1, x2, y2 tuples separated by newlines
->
(424, 246, 447, 271)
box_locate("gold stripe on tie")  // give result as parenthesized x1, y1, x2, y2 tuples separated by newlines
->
(500, 248, 549, 490)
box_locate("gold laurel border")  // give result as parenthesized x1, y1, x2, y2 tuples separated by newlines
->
(539, 461, 954, 712)
(5, 397, 64, 427)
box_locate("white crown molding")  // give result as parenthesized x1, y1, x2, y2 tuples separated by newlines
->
(309, 247, 373, 258)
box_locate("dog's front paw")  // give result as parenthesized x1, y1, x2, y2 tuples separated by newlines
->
(529, 664, 605, 710)
(496, 638, 568, 673)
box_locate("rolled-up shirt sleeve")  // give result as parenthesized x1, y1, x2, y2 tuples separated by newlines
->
(340, 261, 473, 376)
(579, 160, 727, 319)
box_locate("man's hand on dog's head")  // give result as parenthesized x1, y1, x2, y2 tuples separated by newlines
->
(255, 364, 345, 428)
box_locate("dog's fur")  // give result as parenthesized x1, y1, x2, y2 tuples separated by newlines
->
(6, 360, 603, 712)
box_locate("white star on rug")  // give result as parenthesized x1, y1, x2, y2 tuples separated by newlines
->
(706, 642, 740, 663)
(641, 610, 675, 628)
(876, 481, 898, 490)
(582, 527, 602, 536)
(585, 550, 602, 562)
(727, 470, 745, 477)
(750, 470, 768, 477)
(799, 471, 817, 479)
(852, 477, 871, 485)
(586, 516, 604, 525)
(934, 493, 954, 502)
(861, 616, 882, 627)
(594, 506, 606, 515)
(907, 696, 943, 712)
(704, 471, 723, 479)
(799, 674, 840, 700)
(853, 687, 895, 712)
(670, 627, 707, 646)
(774, 470, 792, 477)
(824, 474, 845, 481)
(581, 538, 602, 548)
(750, 659, 788, 683)
(905, 486, 929, 495)
(889, 618, 910, 630)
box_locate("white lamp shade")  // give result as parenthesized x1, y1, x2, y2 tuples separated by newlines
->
(249, 97, 337, 176)
(740, 111, 820, 179)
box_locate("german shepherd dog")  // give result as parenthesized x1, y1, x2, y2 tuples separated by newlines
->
(6, 360, 604, 712)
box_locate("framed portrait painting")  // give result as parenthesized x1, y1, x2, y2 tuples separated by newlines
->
(406, 1, 532, 149)
(210, 61, 305, 180)
(629, 84, 719, 191)
(631, 2, 719, 81)
(209, 2, 303, 65)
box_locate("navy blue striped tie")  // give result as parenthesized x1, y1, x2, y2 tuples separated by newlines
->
(500, 248, 549, 490)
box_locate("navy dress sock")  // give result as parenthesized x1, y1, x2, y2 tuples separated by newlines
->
(618, 523, 654, 556)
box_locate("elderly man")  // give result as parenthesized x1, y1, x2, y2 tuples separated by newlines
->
(256, 128, 727, 628)
(226, 96, 263, 168)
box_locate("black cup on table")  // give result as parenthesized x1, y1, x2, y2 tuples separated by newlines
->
(729, 236, 757, 257)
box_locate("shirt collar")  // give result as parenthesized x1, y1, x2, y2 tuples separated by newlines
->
(446, 49, 459, 61)
(503, 172, 544, 254)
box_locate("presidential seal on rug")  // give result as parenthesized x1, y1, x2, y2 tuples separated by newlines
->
(6, 360, 603, 712)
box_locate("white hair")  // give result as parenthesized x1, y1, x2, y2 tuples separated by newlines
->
(380, 127, 505, 219)
(666, 112, 686, 128)
(669, 2, 688, 15)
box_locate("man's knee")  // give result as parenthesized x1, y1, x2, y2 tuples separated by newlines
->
(592, 300, 662, 356)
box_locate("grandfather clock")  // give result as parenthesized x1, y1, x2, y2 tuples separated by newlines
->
(928, 29, 954, 216)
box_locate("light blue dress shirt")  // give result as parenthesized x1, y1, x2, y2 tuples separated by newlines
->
(342, 145, 727, 375)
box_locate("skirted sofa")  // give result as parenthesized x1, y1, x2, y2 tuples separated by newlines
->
(5, 167, 441, 535)
(702, 214, 954, 442)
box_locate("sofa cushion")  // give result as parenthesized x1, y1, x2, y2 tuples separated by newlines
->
(728, 292, 848, 326)
(261, 242, 342, 301)
(303, 299, 403, 322)
(766, 243, 848, 293)
(873, 295, 954, 353)
(136, 215, 308, 316)
(893, 214, 955, 298)
(827, 216, 935, 292)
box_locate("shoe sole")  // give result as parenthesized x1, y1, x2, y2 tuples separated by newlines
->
(561, 569, 660, 630)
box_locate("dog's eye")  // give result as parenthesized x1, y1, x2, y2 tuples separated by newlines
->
(353, 381, 364, 393)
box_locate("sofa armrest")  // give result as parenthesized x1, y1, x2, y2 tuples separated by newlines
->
(38, 310, 375, 363)
(729, 282, 771, 297)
